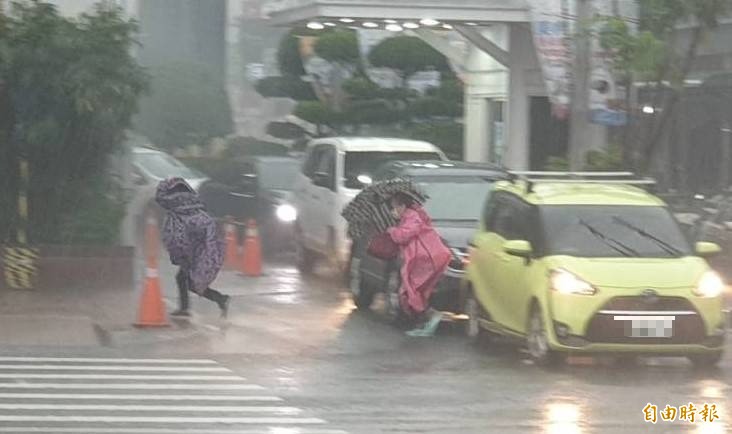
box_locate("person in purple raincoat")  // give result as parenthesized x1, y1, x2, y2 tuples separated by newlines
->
(156, 178, 230, 317)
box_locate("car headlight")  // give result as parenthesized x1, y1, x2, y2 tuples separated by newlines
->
(276, 204, 297, 223)
(693, 271, 724, 297)
(550, 269, 597, 295)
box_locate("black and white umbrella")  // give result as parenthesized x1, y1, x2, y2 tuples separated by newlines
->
(342, 178, 427, 240)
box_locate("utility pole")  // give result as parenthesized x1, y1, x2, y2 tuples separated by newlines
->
(568, 0, 592, 170)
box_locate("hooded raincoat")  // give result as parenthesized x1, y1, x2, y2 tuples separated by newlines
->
(155, 178, 224, 295)
(387, 206, 451, 316)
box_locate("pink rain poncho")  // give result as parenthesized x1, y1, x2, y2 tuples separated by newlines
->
(387, 206, 451, 316)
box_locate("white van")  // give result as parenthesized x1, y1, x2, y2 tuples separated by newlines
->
(293, 137, 447, 275)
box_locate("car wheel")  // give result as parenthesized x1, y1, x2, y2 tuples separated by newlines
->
(295, 239, 316, 274)
(349, 256, 374, 310)
(463, 290, 487, 344)
(688, 352, 723, 368)
(527, 303, 562, 366)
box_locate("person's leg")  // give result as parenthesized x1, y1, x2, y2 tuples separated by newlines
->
(172, 269, 191, 316)
(405, 273, 444, 337)
(201, 287, 231, 318)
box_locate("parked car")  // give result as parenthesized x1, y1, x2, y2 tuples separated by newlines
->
(348, 161, 507, 321)
(132, 147, 208, 191)
(198, 156, 301, 254)
(293, 137, 447, 275)
(464, 173, 726, 366)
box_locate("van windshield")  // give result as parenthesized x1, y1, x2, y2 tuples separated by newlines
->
(344, 152, 442, 189)
(540, 205, 691, 258)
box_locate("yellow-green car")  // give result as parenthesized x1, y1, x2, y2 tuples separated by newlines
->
(464, 176, 727, 366)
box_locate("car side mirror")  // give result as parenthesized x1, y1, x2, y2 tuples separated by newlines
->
(504, 240, 533, 258)
(696, 242, 721, 257)
(313, 171, 331, 189)
(241, 173, 257, 189)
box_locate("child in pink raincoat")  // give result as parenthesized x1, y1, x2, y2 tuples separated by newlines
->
(387, 192, 451, 337)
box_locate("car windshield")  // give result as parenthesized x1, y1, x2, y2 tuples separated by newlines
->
(257, 160, 300, 191)
(416, 176, 496, 222)
(135, 152, 203, 179)
(540, 205, 691, 258)
(344, 152, 442, 189)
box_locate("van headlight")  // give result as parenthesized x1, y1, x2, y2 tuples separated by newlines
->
(276, 204, 297, 223)
(550, 269, 597, 296)
(693, 271, 724, 298)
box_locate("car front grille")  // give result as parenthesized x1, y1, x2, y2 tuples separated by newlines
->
(585, 296, 706, 345)
(600, 296, 695, 311)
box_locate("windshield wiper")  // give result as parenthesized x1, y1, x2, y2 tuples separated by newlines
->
(579, 220, 639, 257)
(611, 216, 683, 257)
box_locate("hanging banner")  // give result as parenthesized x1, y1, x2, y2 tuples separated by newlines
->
(528, 0, 638, 124)
(527, 0, 575, 120)
(588, 1, 637, 126)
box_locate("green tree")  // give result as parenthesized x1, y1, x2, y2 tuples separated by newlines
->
(135, 61, 232, 151)
(368, 36, 450, 85)
(341, 77, 380, 100)
(255, 76, 316, 100)
(314, 30, 360, 69)
(0, 1, 148, 244)
(601, 0, 732, 171)
(294, 101, 337, 134)
(276, 27, 320, 76)
(407, 122, 464, 160)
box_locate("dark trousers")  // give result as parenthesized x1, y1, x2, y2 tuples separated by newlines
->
(175, 269, 227, 311)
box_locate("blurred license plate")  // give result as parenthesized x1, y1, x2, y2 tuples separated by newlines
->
(614, 316, 674, 338)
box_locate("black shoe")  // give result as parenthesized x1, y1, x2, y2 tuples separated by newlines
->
(171, 309, 191, 318)
(219, 296, 231, 319)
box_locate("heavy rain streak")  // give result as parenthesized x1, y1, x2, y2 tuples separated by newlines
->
(1, 0, 732, 433)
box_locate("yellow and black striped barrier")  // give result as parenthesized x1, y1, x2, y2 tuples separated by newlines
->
(3, 158, 38, 290)
(3, 246, 38, 290)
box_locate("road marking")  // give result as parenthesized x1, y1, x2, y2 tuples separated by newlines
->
(0, 383, 264, 390)
(0, 365, 230, 372)
(0, 357, 341, 432)
(0, 404, 302, 413)
(0, 429, 348, 434)
(0, 374, 243, 380)
(0, 416, 326, 424)
(0, 393, 283, 401)
(0, 357, 217, 364)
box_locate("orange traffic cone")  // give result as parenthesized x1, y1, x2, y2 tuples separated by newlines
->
(223, 217, 238, 270)
(135, 214, 169, 327)
(240, 219, 262, 277)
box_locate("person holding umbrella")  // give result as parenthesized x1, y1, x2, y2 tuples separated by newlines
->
(343, 178, 451, 336)
(387, 191, 451, 337)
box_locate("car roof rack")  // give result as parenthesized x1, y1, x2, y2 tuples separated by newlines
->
(506, 171, 657, 193)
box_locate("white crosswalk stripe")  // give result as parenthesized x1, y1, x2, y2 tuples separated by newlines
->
(0, 356, 346, 433)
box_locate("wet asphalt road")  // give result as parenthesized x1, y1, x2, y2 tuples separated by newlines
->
(1, 258, 731, 434)
(159, 259, 732, 434)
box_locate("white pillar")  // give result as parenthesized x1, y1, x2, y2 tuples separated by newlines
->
(504, 24, 536, 170)
(462, 24, 509, 163)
